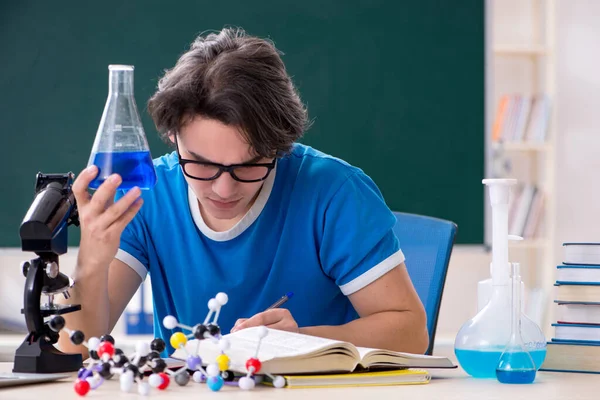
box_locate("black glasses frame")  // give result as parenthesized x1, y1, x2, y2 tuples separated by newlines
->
(174, 136, 276, 183)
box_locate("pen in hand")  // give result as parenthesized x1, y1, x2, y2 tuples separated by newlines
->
(231, 292, 295, 333)
(266, 291, 294, 310)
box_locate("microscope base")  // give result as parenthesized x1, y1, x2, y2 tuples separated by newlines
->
(13, 336, 82, 373)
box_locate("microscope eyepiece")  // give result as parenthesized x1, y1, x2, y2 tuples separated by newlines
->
(20, 173, 78, 255)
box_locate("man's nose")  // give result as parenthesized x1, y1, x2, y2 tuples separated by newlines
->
(211, 172, 237, 199)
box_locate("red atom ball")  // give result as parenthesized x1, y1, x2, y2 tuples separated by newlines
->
(246, 358, 262, 374)
(97, 341, 115, 358)
(157, 372, 170, 390)
(74, 379, 90, 396)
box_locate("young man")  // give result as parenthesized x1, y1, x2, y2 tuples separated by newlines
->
(59, 28, 428, 357)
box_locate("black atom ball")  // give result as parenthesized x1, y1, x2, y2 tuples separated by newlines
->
(49, 316, 65, 332)
(100, 334, 115, 344)
(150, 338, 166, 353)
(207, 323, 220, 336)
(151, 358, 167, 373)
(70, 330, 85, 345)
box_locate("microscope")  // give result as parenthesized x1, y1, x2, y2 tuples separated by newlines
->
(12, 172, 83, 373)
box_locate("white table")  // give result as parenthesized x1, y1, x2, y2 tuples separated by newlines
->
(0, 362, 597, 399)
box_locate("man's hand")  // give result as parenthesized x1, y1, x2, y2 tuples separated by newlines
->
(72, 165, 143, 269)
(231, 309, 299, 333)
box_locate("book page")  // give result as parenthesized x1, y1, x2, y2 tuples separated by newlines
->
(229, 327, 351, 358)
(357, 346, 448, 360)
(356, 346, 454, 368)
(174, 327, 355, 366)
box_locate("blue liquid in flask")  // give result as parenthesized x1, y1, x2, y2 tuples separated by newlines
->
(89, 151, 156, 190)
(496, 369, 536, 384)
(455, 348, 546, 378)
(496, 350, 537, 384)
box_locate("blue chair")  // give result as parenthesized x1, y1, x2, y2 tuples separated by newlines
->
(392, 212, 457, 355)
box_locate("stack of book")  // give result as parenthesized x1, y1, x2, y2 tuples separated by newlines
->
(541, 243, 600, 373)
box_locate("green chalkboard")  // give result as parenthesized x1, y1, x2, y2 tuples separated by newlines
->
(0, 0, 484, 247)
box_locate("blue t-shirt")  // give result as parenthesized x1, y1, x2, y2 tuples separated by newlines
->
(116, 143, 404, 354)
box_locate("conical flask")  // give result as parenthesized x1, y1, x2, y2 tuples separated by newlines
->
(87, 65, 157, 190)
(495, 262, 537, 384)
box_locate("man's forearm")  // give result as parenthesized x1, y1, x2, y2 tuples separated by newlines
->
(55, 263, 111, 357)
(299, 310, 429, 354)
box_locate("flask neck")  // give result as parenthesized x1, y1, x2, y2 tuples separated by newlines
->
(109, 66, 134, 95)
(510, 263, 522, 338)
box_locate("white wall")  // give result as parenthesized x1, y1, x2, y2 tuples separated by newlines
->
(555, 0, 600, 243)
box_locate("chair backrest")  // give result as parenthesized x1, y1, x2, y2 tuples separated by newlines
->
(392, 212, 457, 355)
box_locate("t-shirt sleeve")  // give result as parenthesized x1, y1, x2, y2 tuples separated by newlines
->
(113, 190, 149, 281)
(319, 172, 404, 296)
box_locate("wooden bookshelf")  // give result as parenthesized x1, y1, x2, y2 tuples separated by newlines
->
(493, 142, 551, 152)
(494, 45, 551, 56)
(509, 238, 550, 250)
(490, 0, 557, 337)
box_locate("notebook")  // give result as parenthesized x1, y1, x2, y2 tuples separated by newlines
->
(0, 372, 71, 388)
(171, 327, 455, 375)
(266, 368, 431, 388)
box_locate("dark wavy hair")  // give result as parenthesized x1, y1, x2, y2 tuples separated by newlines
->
(147, 27, 310, 158)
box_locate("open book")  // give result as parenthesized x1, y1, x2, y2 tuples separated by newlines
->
(171, 327, 455, 375)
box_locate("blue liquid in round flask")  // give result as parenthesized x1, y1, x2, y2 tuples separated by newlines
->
(88, 65, 157, 190)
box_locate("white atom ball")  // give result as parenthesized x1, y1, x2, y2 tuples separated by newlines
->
(206, 363, 220, 377)
(87, 337, 100, 351)
(272, 376, 286, 388)
(148, 373, 162, 388)
(192, 371, 204, 383)
(238, 376, 255, 390)
(207, 298, 218, 311)
(163, 315, 178, 329)
(257, 326, 268, 339)
(216, 292, 229, 305)
(136, 340, 150, 357)
(138, 381, 150, 396)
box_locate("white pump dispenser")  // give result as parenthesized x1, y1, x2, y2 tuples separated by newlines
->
(477, 179, 517, 311)
(478, 235, 525, 312)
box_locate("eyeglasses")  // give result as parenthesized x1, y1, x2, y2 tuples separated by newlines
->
(174, 136, 276, 183)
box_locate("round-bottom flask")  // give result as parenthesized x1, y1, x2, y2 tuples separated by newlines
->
(454, 264, 546, 378)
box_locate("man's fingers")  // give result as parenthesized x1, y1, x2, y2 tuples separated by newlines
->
(234, 318, 248, 327)
(263, 320, 297, 331)
(100, 187, 142, 230)
(232, 309, 286, 332)
(88, 174, 122, 214)
(72, 166, 98, 209)
(108, 197, 144, 233)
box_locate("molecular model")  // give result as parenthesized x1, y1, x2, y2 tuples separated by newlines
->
(162, 292, 286, 391)
(50, 292, 285, 397)
(48, 315, 171, 396)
